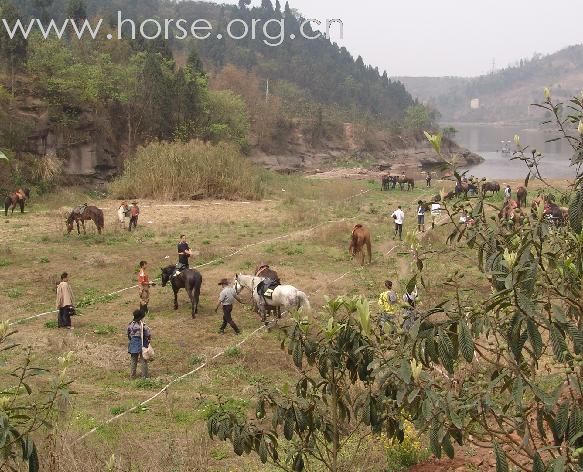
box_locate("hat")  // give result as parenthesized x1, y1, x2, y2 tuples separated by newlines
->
(218, 278, 230, 286)
(133, 309, 146, 321)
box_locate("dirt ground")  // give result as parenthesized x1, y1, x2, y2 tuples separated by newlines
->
(0, 178, 542, 471)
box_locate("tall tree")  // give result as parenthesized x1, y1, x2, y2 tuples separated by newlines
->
(238, 0, 251, 9)
(261, 0, 273, 11)
(186, 46, 205, 76)
(66, 0, 87, 24)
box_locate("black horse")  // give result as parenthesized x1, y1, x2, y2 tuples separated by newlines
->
(161, 266, 203, 318)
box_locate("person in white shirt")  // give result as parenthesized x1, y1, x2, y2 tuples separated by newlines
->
(391, 206, 405, 241)
(504, 184, 512, 203)
(416, 200, 426, 233)
(431, 202, 441, 229)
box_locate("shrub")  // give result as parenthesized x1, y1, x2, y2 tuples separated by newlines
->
(109, 141, 265, 201)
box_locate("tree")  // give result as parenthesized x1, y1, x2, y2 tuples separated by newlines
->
(284, 1, 291, 15)
(261, 0, 273, 11)
(0, 3, 28, 76)
(66, 0, 87, 24)
(238, 0, 252, 9)
(275, 0, 282, 14)
(186, 46, 205, 76)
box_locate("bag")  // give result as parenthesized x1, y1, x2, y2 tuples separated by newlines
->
(140, 321, 155, 361)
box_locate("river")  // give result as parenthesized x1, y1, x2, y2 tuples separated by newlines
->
(449, 123, 577, 179)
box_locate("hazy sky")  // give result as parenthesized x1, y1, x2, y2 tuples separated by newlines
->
(210, 0, 583, 77)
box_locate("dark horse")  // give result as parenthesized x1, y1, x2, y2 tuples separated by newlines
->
(66, 206, 104, 235)
(255, 263, 281, 322)
(4, 188, 30, 216)
(161, 266, 202, 318)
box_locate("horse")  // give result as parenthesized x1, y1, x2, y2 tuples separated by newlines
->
(482, 182, 500, 196)
(381, 175, 391, 191)
(66, 206, 104, 235)
(349, 224, 372, 266)
(499, 199, 523, 225)
(517, 186, 528, 208)
(4, 188, 30, 216)
(398, 176, 415, 191)
(160, 266, 203, 318)
(234, 274, 310, 320)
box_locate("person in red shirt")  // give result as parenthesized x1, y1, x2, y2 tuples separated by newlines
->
(138, 260, 155, 313)
(129, 201, 140, 231)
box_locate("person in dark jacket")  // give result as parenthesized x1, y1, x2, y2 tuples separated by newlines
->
(127, 309, 151, 378)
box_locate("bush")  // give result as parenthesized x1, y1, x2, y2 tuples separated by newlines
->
(109, 141, 265, 201)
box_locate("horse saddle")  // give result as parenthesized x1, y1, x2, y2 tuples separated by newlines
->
(257, 278, 280, 300)
(74, 203, 88, 215)
(173, 263, 188, 277)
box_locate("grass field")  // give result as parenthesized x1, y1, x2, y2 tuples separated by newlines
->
(0, 176, 545, 471)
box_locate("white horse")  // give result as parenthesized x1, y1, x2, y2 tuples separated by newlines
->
(234, 274, 311, 318)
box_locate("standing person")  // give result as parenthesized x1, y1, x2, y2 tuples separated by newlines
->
(391, 205, 405, 241)
(127, 309, 151, 379)
(416, 200, 426, 233)
(426, 173, 432, 187)
(378, 280, 398, 324)
(215, 278, 242, 335)
(504, 184, 512, 203)
(431, 201, 442, 229)
(403, 286, 418, 330)
(177, 234, 193, 269)
(56, 272, 75, 329)
(128, 201, 139, 231)
(117, 201, 129, 227)
(138, 261, 155, 314)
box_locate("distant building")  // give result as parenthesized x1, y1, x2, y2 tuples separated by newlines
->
(470, 98, 480, 110)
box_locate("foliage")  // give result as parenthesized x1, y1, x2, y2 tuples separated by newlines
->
(109, 140, 265, 201)
(0, 322, 73, 471)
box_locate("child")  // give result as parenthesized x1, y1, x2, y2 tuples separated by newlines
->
(138, 260, 155, 313)
(215, 278, 243, 335)
(127, 309, 151, 379)
(129, 201, 140, 231)
(378, 280, 398, 320)
(417, 200, 426, 233)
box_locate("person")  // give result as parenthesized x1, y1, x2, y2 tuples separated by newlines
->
(215, 278, 243, 335)
(177, 234, 193, 269)
(128, 201, 139, 231)
(504, 184, 512, 203)
(56, 272, 75, 329)
(378, 280, 398, 326)
(138, 260, 155, 313)
(127, 309, 151, 379)
(426, 173, 432, 188)
(403, 286, 418, 330)
(416, 200, 426, 233)
(391, 205, 405, 241)
(117, 201, 129, 226)
(460, 209, 468, 225)
(431, 201, 442, 229)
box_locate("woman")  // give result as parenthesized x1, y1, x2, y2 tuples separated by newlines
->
(56, 272, 75, 329)
(127, 309, 151, 379)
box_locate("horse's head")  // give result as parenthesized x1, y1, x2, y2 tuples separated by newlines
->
(160, 266, 173, 287)
(65, 213, 74, 233)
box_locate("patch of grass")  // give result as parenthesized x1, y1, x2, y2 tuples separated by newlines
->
(383, 423, 430, 472)
(225, 346, 241, 358)
(0, 259, 10, 268)
(39, 256, 50, 263)
(190, 355, 205, 366)
(135, 378, 165, 390)
(196, 398, 249, 421)
(202, 239, 211, 245)
(210, 448, 229, 460)
(92, 324, 117, 335)
(173, 410, 196, 424)
(110, 405, 127, 415)
(143, 230, 155, 239)
(77, 289, 120, 309)
(7, 288, 23, 299)
(44, 320, 58, 329)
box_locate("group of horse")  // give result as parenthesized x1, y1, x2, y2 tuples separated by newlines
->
(381, 175, 415, 192)
(500, 191, 569, 226)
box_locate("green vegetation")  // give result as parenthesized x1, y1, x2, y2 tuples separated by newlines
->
(110, 141, 265, 200)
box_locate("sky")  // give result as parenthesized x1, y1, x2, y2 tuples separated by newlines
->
(208, 0, 583, 77)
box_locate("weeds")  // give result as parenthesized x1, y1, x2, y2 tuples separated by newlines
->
(92, 324, 117, 335)
(135, 378, 164, 390)
(225, 346, 241, 358)
(44, 320, 58, 329)
(7, 288, 23, 299)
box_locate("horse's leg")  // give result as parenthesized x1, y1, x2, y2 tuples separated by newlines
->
(76, 220, 81, 235)
(194, 286, 201, 315)
(81, 220, 86, 234)
(173, 287, 179, 310)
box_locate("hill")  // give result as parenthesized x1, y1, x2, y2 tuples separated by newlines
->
(397, 44, 583, 123)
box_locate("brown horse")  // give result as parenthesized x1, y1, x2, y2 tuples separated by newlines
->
(482, 182, 500, 196)
(499, 200, 522, 224)
(349, 224, 372, 265)
(398, 176, 415, 191)
(66, 206, 104, 235)
(517, 186, 528, 208)
(4, 188, 30, 216)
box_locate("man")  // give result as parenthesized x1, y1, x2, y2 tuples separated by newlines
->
(426, 173, 432, 188)
(138, 260, 155, 313)
(504, 184, 512, 203)
(128, 201, 139, 231)
(391, 205, 405, 241)
(215, 278, 243, 335)
(417, 200, 426, 233)
(56, 272, 75, 329)
(177, 234, 193, 268)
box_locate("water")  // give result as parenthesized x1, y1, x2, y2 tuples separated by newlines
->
(450, 123, 577, 179)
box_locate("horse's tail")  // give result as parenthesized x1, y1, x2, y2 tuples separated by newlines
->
(366, 237, 372, 263)
(297, 291, 311, 312)
(4, 196, 10, 215)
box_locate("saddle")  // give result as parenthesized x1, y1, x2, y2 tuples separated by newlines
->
(172, 263, 188, 277)
(257, 277, 280, 301)
(73, 203, 88, 215)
